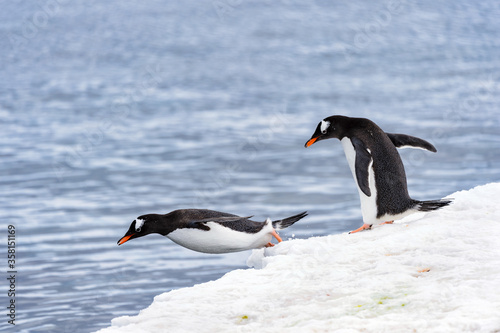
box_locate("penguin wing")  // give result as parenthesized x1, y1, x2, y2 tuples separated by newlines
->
(187, 216, 255, 230)
(351, 137, 372, 197)
(386, 133, 437, 152)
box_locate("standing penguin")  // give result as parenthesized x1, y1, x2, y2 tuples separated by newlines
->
(305, 115, 451, 234)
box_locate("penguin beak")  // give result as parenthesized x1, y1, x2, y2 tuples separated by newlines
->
(305, 136, 319, 147)
(117, 233, 135, 245)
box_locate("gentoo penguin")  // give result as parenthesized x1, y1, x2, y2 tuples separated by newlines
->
(117, 209, 307, 253)
(305, 115, 451, 234)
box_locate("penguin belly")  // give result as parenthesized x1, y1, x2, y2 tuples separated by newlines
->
(341, 137, 379, 224)
(166, 222, 272, 254)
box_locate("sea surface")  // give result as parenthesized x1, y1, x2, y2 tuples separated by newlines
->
(1, 1, 499, 332)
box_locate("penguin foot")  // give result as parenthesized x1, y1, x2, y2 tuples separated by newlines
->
(348, 223, 373, 234)
(380, 220, 394, 225)
(271, 229, 283, 243)
(265, 242, 275, 247)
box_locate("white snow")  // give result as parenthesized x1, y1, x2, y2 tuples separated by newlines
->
(97, 183, 500, 333)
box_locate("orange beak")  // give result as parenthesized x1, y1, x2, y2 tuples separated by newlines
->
(305, 137, 318, 147)
(117, 234, 135, 245)
(271, 229, 283, 243)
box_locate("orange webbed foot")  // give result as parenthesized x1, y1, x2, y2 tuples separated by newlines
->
(271, 229, 282, 243)
(349, 223, 373, 234)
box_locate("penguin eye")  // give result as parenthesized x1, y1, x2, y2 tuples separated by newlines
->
(135, 218, 145, 232)
(320, 120, 330, 134)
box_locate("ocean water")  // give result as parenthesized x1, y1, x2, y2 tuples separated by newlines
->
(1, 0, 499, 332)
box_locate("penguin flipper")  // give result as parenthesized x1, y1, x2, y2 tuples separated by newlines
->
(187, 216, 255, 230)
(386, 133, 437, 152)
(190, 215, 254, 223)
(351, 137, 372, 197)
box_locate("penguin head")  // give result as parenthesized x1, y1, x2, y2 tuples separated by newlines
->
(117, 214, 165, 245)
(305, 116, 340, 147)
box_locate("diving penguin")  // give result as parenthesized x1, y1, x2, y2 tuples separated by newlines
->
(118, 209, 307, 253)
(305, 115, 451, 233)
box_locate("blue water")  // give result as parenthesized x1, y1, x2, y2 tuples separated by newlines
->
(1, 0, 499, 332)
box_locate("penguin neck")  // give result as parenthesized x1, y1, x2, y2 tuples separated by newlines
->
(329, 115, 352, 140)
(146, 214, 176, 236)
(337, 116, 373, 140)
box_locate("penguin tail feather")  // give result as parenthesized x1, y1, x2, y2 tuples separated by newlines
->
(415, 199, 453, 212)
(272, 211, 308, 230)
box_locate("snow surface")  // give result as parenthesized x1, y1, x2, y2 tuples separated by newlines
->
(97, 183, 500, 333)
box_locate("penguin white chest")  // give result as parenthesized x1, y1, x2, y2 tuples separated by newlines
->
(166, 222, 272, 254)
(340, 137, 378, 224)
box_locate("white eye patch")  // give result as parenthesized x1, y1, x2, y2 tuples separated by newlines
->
(135, 218, 145, 231)
(320, 120, 330, 134)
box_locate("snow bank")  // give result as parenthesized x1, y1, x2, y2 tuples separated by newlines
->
(97, 183, 500, 333)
